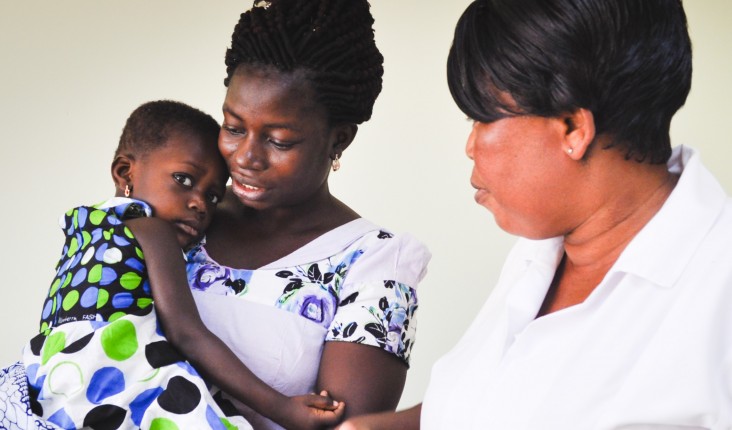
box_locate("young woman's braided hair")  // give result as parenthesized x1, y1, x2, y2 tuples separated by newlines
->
(225, 0, 384, 125)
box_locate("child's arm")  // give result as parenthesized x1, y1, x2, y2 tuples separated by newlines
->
(336, 404, 421, 430)
(125, 217, 345, 430)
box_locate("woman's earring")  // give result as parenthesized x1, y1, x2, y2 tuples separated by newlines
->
(566, 147, 574, 155)
(124, 185, 131, 197)
(331, 154, 341, 172)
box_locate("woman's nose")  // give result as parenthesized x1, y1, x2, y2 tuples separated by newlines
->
(465, 124, 477, 160)
(233, 136, 266, 170)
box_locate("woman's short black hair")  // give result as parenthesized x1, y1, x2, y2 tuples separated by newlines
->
(115, 100, 220, 159)
(448, 0, 692, 163)
(224, 0, 384, 125)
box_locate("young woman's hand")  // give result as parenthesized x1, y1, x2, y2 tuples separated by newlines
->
(334, 404, 421, 430)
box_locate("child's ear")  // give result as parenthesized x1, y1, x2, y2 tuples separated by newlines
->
(111, 155, 134, 197)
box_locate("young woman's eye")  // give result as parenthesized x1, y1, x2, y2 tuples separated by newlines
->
(269, 139, 293, 150)
(222, 124, 244, 136)
(173, 173, 193, 187)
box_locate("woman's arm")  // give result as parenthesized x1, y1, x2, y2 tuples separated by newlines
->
(317, 232, 429, 421)
(337, 404, 421, 430)
(316, 341, 407, 419)
(126, 217, 343, 430)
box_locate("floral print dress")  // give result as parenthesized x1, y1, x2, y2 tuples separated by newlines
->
(185, 218, 431, 430)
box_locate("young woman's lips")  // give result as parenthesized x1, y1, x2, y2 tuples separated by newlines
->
(231, 179, 266, 200)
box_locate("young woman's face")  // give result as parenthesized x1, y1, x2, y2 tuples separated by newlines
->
(130, 132, 227, 248)
(466, 115, 577, 239)
(219, 66, 337, 211)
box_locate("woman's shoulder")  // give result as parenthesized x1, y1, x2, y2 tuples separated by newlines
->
(339, 221, 432, 288)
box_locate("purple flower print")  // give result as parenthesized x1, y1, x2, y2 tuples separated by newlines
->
(190, 263, 232, 295)
(384, 305, 408, 353)
(279, 283, 337, 327)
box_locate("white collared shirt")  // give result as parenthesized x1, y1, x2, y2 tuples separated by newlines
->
(422, 146, 732, 429)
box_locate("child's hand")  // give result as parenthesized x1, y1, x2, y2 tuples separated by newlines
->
(277, 390, 345, 430)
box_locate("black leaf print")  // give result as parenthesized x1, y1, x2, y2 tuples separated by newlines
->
(323, 272, 335, 284)
(283, 278, 303, 293)
(354, 336, 366, 344)
(365, 322, 387, 344)
(307, 264, 322, 281)
(331, 327, 340, 337)
(339, 292, 359, 306)
(379, 296, 389, 311)
(224, 279, 247, 295)
(343, 322, 358, 338)
(275, 270, 293, 278)
(384, 280, 396, 289)
(377, 230, 394, 239)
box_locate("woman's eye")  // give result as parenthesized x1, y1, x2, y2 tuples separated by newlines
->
(269, 139, 293, 150)
(222, 124, 244, 136)
(173, 173, 193, 187)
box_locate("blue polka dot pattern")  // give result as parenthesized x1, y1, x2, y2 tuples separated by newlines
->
(39, 200, 154, 334)
(15, 199, 253, 429)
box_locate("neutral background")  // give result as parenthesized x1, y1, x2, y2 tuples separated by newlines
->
(1, 1, 730, 409)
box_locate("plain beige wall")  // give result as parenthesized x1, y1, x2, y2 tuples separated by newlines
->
(1, 1, 730, 409)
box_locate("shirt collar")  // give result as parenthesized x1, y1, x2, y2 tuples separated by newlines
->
(516, 146, 727, 289)
(611, 145, 727, 287)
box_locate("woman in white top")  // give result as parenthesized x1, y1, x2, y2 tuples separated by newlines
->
(339, 0, 732, 428)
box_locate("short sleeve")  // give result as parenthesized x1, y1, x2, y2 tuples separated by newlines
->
(326, 232, 431, 365)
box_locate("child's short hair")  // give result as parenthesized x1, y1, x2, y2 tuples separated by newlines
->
(115, 100, 220, 159)
(447, 0, 692, 164)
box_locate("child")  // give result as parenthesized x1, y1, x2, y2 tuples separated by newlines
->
(20, 100, 344, 430)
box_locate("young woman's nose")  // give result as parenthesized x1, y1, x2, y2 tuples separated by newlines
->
(233, 136, 266, 170)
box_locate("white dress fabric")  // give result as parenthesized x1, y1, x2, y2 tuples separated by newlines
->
(186, 218, 431, 430)
(422, 145, 732, 429)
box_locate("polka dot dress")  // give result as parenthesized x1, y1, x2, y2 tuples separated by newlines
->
(22, 199, 252, 430)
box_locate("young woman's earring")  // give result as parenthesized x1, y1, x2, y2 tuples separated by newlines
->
(331, 154, 341, 172)
(124, 185, 132, 197)
(566, 147, 574, 155)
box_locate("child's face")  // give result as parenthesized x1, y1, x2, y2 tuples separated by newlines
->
(130, 131, 228, 249)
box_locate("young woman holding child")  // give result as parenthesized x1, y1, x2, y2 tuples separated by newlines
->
(10, 100, 345, 430)
(185, 0, 430, 428)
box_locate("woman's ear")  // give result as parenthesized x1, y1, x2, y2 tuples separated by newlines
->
(111, 155, 134, 197)
(562, 108, 596, 160)
(330, 124, 358, 159)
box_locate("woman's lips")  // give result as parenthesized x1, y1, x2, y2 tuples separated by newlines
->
(474, 189, 488, 202)
(231, 180, 266, 200)
(241, 183, 260, 191)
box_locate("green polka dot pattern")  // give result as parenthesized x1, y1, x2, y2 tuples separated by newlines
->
(38, 201, 154, 334)
(21, 199, 253, 430)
